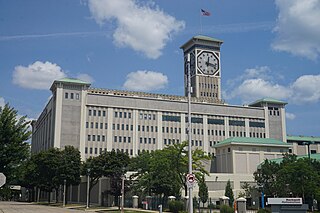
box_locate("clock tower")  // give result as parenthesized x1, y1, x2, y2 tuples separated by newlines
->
(181, 35, 223, 102)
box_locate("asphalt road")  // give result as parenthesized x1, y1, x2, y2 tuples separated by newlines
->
(0, 201, 86, 213)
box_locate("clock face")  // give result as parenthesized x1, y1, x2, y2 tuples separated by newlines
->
(197, 51, 219, 75)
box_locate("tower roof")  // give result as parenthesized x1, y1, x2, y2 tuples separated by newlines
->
(180, 35, 223, 50)
(249, 97, 287, 107)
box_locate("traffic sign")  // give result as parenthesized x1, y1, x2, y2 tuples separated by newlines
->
(0, 173, 6, 188)
(186, 173, 195, 184)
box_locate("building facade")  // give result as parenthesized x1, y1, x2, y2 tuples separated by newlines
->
(31, 35, 291, 203)
(31, 36, 288, 162)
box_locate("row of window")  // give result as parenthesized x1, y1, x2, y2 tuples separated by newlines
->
(114, 136, 131, 143)
(139, 137, 156, 144)
(199, 83, 218, 89)
(115, 111, 132, 119)
(88, 135, 106, 142)
(88, 109, 106, 117)
(138, 125, 158, 132)
(200, 92, 217, 98)
(163, 138, 180, 145)
(268, 107, 280, 116)
(139, 113, 156, 120)
(65, 92, 80, 100)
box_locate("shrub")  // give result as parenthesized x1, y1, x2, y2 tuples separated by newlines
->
(220, 205, 234, 213)
(168, 200, 185, 213)
(257, 208, 271, 213)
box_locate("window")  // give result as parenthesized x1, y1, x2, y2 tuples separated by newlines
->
(90, 148, 92, 154)
(98, 110, 101, 116)
(93, 110, 96, 116)
(123, 137, 126, 143)
(229, 120, 245, 126)
(102, 136, 105, 141)
(100, 123, 103, 129)
(88, 135, 91, 141)
(162, 115, 181, 122)
(140, 137, 143, 143)
(144, 138, 147, 144)
(114, 136, 117, 142)
(97, 135, 100, 141)
(85, 147, 88, 154)
(89, 110, 92, 116)
(86, 122, 89, 128)
(103, 111, 106, 116)
(119, 112, 122, 118)
(208, 118, 224, 125)
(128, 137, 131, 143)
(119, 136, 122, 143)
(124, 112, 127, 118)
(153, 138, 156, 144)
(91, 122, 93, 128)
(95, 148, 97, 154)
(95, 122, 98, 129)
(92, 135, 96, 141)
(70, 93, 74, 99)
(128, 112, 132, 119)
(65, 92, 68, 99)
(115, 112, 118, 117)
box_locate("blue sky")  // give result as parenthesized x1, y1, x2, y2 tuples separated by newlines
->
(0, 0, 320, 137)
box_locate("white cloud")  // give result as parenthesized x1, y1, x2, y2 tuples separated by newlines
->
(12, 61, 67, 90)
(286, 112, 296, 120)
(88, 0, 185, 59)
(76, 73, 95, 83)
(123, 70, 168, 91)
(12, 61, 95, 90)
(229, 78, 291, 103)
(272, 0, 320, 60)
(290, 74, 320, 104)
(224, 66, 320, 105)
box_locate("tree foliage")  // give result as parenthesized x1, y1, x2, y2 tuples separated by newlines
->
(19, 146, 81, 202)
(81, 150, 130, 206)
(130, 142, 210, 198)
(254, 153, 320, 204)
(0, 104, 31, 184)
(225, 180, 234, 206)
(198, 176, 208, 206)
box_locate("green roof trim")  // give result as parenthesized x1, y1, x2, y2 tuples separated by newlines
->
(287, 135, 320, 142)
(214, 137, 291, 148)
(55, 78, 91, 85)
(249, 97, 287, 107)
(193, 35, 224, 43)
(257, 153, 320, 169)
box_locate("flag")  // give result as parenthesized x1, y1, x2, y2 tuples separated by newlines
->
(201, 9, 211, 16)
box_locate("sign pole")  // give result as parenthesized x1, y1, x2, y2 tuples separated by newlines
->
(187, 53, 193, 213)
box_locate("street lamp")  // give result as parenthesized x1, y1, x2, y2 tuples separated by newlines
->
(121, 174, 125, 213)
(63, 179, 66, 207)
(86, 168, 91, 209)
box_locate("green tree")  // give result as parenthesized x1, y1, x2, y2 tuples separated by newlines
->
(254, 159, 280, 197)
(82, 150, 130, 207)
(198, 176, 208, 207)
(130, 142, 210, 201)
(0, 104, 31, 185)
(225, 180, 234, 206)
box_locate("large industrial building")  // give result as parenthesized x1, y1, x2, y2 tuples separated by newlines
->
(31, 35, 318, 204)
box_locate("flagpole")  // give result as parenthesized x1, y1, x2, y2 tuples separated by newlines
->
(200, 10, 203, 34)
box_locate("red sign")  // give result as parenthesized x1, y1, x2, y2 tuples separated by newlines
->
(186, 173, 195, 183)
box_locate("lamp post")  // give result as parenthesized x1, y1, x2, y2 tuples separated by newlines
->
(86, 168, 91, 209)
(186, 53, 193, 213)
(63, 179, 66, 207)
(121, 174, 125, 213)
